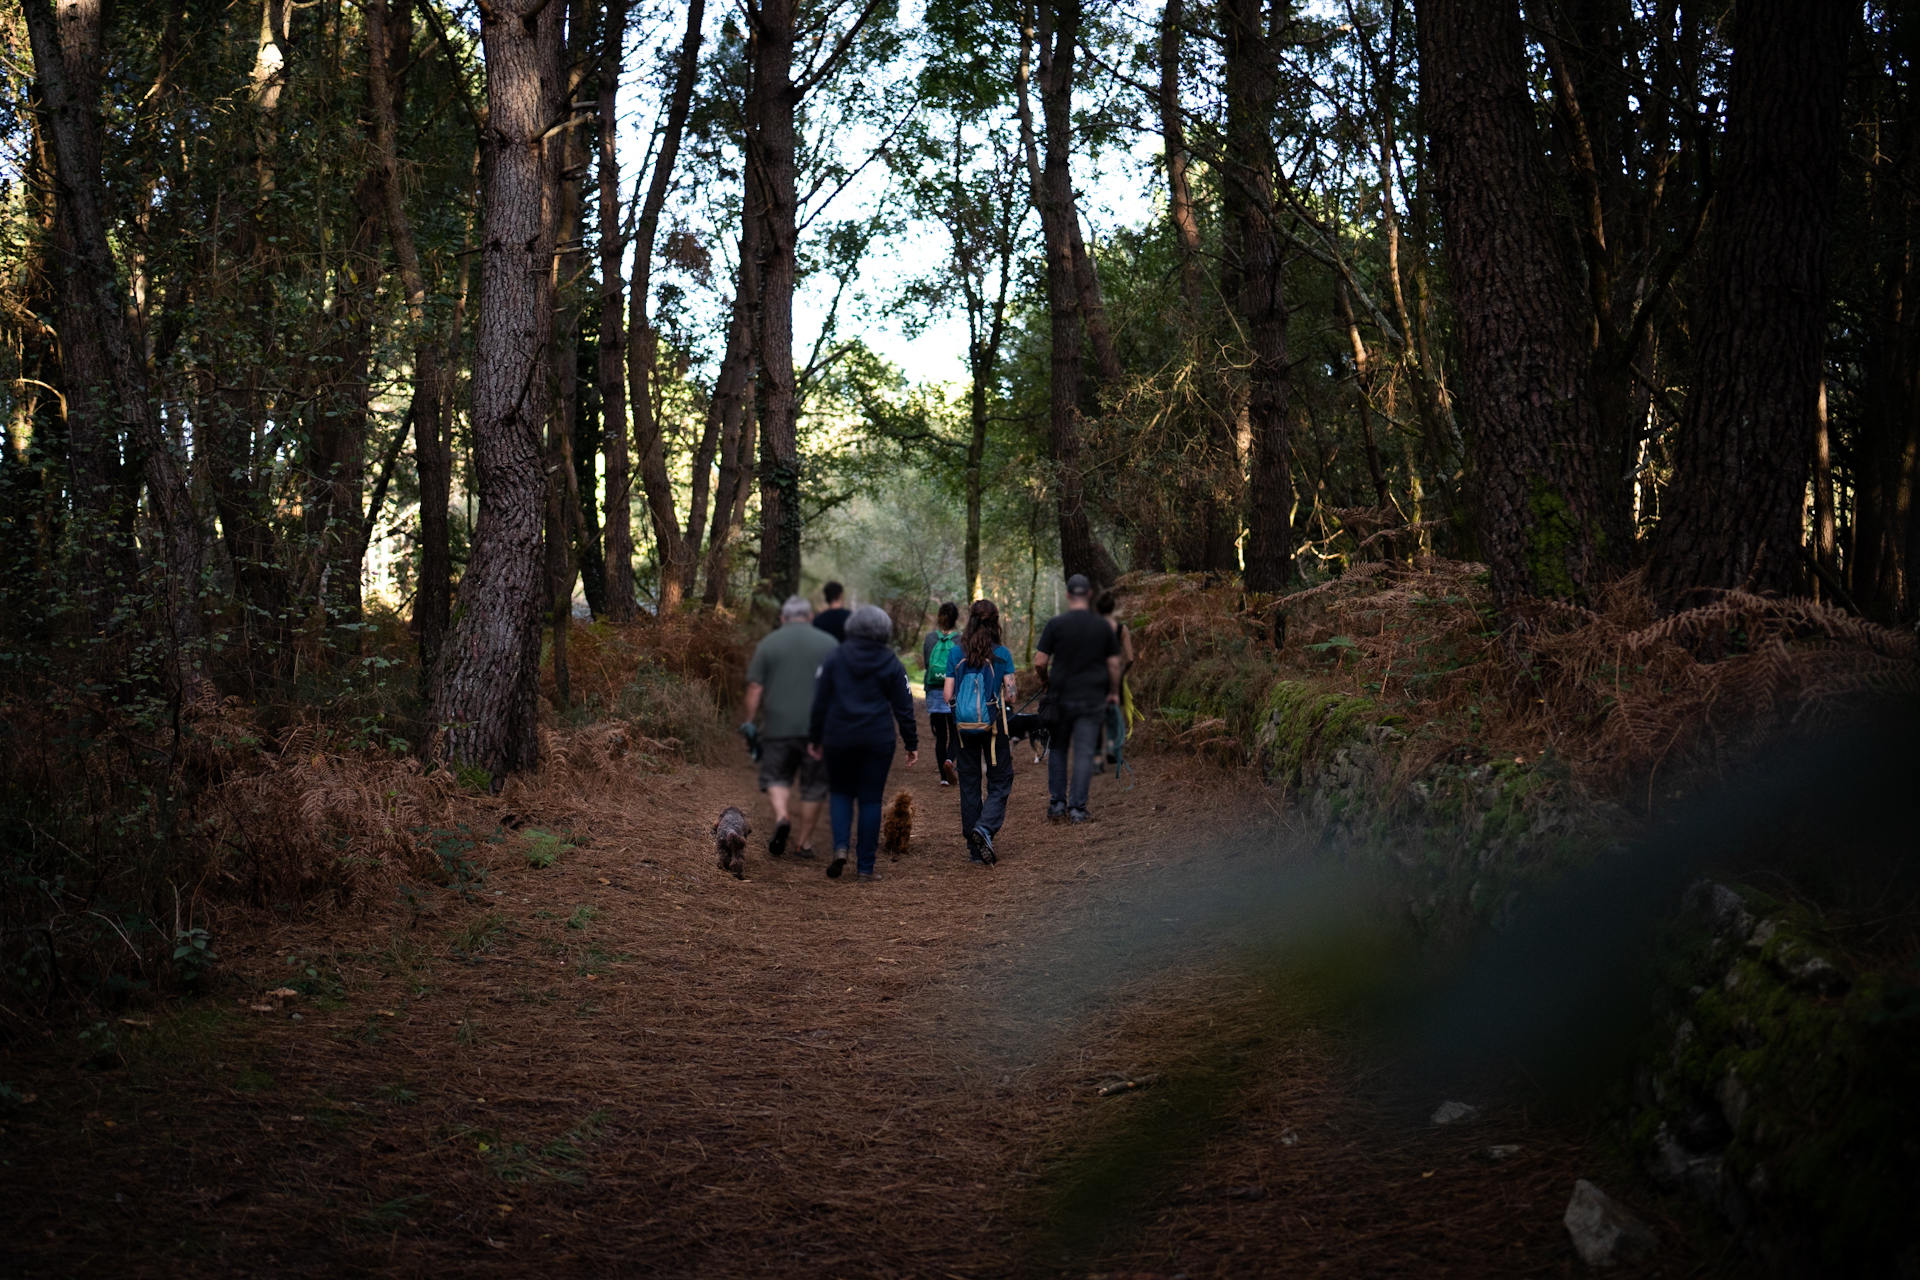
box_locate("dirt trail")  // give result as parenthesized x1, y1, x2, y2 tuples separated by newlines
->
(0, 702, 1693, 1277)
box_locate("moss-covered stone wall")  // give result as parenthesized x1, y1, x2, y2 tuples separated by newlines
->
(1635, 883, 1920, 1271)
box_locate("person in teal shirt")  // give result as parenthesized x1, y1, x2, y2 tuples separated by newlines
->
(942, 600, 1019, 866)
(921, 601, 962, 786)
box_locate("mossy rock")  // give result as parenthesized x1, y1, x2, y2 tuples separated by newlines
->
(1637, 887, 1920, 1270)
(1253, 680, 1386, 784)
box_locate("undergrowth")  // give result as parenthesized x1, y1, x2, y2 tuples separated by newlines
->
(1121, 561, 1919, 792)
(1, 611, 750, 1022)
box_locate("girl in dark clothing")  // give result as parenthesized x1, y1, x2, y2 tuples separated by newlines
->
(942, 600, 1019, 865)
(808, 605, 919, 881)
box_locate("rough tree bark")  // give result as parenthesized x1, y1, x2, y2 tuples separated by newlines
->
(1419, 0, 1613, 603)
(433, 0, 562, 778)
(28, 0, 124, 610)
(596, 0, 638, 621)
(1023, 0, 1119, 587)
(747, 0, 802, 600)
(1644, 0, 1856, 605)
(1221, 0, 1291, 593)
(545, 0, 592, 708)
(627, 0, 704, 612)
(24, 0, 205, 673)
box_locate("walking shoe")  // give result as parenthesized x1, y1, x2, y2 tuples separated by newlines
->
(826, 850, 848, 879)
(768, 818, 791, 857)
(965, 829, 987, 864)
(974, 826, 997, 867)
(941, 760, 959, 786)
(856, 871, 882, 883)
(1069, 808, 1090, 825)
(1047, 801, 1068, 822)
(791, 845, 817, 860)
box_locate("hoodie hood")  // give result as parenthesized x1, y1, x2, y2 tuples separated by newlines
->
(836, 635, 897, 678)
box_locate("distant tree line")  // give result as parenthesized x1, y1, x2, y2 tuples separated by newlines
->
(1, 0, 1911, 778)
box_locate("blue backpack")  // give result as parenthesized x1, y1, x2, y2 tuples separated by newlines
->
(952, 659, 1004, 736)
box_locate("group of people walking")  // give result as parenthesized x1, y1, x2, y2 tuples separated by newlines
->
(742, 576, 1132, 883)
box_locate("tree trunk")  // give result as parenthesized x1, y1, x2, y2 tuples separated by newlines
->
(1339, 283, 1391, 507)
(1026, 0, 1119, 588)
(1159, 0, 1203, 317)
(32, 0, 126, 615)
(1851, 160, 1918, 623)
(702, 215, 761, 607)
(748, 0, 802, 600)
(1221, 0, 1291, 593)
(1418, 0, 1612, 602)
(573, 369, 606, 620)
(1643, 0, 1856, 605)
(597, 0, 637, 622)
(627, 0, 705, 612)
(309, 188, 379, 624)
(368, 0, 454, 689)
(433, 0, 562, 778)
(24, 0, 204, 676)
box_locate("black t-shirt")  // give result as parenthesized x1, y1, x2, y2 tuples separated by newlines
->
(1037, 609, 1120, 710)
(813, 607, 849, 642)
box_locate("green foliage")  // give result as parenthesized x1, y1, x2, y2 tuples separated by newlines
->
(565, 904, 598, 932)
(522, 830, 571, 869)
(170, 927, 218, 985)
(416, 824, 499, 899)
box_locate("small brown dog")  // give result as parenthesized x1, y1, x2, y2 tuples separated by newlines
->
(878, 790, 915, 861)
(712, 806, 752, 879)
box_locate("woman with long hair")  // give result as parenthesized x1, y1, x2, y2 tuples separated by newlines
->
(921, 601, 962, 786)
(808, 605, 919, 881)
(941, 600, 1020, 865)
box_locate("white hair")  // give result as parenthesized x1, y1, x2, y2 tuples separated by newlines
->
(780, 595, 814, 622)
(845, 604, 893, 642)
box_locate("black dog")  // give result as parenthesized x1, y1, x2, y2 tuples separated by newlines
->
(1006, 711, 1051, 761)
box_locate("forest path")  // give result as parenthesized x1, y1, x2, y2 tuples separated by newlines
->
(1, 700, 1689, 1277)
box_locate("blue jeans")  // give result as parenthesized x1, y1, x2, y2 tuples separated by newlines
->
(824, 740, 894, 873)
(1047, 709, 1103, 811)
(829, 795, 883, 873)
(957, 731, 1014, 846)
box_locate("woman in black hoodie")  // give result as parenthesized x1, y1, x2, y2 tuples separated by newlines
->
(808, 605, 919, 880)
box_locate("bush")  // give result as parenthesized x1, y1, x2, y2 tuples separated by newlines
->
(613, 658, 726, 761)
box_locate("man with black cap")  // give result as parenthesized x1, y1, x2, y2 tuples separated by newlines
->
(1034, 573, 1122, 823)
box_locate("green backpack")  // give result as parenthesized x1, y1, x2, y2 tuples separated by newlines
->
(925, 629, 959, 690)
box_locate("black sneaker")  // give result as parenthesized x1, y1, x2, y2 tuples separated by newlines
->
(856, 871, 882, 883)
(1047, 801, 1068, 822)
(791, 845, 817, 861)
(768, 818, 791, 857)
(965, 829, 986, 863)
(1069, 808, 1090, 825)
(975, 827, 997, 867)
(826, 851, 847, 879)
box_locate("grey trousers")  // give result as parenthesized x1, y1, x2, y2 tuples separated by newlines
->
(1047, 710, 1103, 810)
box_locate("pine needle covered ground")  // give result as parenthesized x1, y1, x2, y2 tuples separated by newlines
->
(1, 637, 1699, 1277)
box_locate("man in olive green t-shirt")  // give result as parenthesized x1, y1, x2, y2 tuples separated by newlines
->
(742, 595, 841, 860)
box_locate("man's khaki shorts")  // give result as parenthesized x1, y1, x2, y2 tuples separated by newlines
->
(758, 736, 829, 801)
